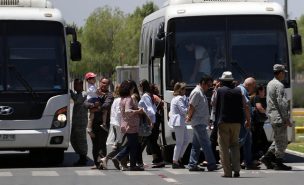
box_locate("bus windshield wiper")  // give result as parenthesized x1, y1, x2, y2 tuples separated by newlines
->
(8, 65, 39, 101)
(231, 61, 249, 80)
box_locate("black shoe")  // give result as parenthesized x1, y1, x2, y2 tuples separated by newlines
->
(152, 162, 165, 168)
(233, 172, 240, 178)
(130, 166, 145, 171)
(172, 163, 182, 169)
(178, 160, 185, 168)
(260, 156, 274, 169)
(273, 158, 292, 171)
(245, 164, 261, 170)
(112, 158, 121, 170)
(188, 166, 205, 172)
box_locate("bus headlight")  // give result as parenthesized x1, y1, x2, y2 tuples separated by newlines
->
(57, 114, 67, 122)
(51, 107, 67, 129)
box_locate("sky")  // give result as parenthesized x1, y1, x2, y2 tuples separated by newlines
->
(50, 0, 303, 26)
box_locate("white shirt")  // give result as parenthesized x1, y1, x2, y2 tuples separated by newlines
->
(86, 83, 98, 100)
(110, 97, 121, 126)
(138, 93, 157, 124)
(168, 95, 188, 128)
(195, 46, 211, 74)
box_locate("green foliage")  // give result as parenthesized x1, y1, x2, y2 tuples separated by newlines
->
(69, 2, 159, 79)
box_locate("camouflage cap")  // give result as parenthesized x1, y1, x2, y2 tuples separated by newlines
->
(273, 64, 288, 72)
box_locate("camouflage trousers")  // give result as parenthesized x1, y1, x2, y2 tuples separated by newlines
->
(268, 124, 288, 159)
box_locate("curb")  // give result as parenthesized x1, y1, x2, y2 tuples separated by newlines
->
(286, 149, 304, 158)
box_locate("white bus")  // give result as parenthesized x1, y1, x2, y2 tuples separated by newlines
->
(0, 0, 81, 164)
(138, 0, 302, 161)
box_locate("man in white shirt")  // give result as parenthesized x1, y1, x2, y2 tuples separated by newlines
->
(185, 42, 211, 82)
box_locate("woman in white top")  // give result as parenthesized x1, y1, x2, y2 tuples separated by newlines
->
(99, 84, 124, 169)
(138, 79, 165, 168)
(169, 82, 189, 168)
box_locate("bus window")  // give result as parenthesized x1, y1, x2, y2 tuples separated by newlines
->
(166, 16, 226, 88)
(229, 16, 289, 87)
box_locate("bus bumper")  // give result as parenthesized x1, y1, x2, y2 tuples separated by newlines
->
(0, 128, 69, 150)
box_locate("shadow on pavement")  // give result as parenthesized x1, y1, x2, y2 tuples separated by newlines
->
(0, 152, 94, 169)
(285, 153, 304, 163)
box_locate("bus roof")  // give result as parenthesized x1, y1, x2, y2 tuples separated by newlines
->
(0, 0, 65, 25)
(143, 1, 284, 24)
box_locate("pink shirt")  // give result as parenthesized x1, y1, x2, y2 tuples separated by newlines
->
(120, 96, 140, 134)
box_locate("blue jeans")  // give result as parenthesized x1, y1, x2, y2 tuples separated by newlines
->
(115, 133, 139, 167)
(239, 125, 253, 166)
(188, 124, 216, 168)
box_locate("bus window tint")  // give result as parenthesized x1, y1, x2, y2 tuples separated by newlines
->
(166, 15, 289, 89)
(167, 17, 226, 88)
(230, 16, 289, 87)
(5, 21, 67, 91)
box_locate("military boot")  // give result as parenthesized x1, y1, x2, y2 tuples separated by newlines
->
(273, 158, 292, 171)
(260, 151, 275, 169)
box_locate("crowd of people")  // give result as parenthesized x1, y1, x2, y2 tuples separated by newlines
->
(69, 63, 292, 177)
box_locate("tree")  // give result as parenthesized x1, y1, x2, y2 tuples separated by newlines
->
(68, 2, 159, 78)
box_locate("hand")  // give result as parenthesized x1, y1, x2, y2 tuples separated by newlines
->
(138, 108, 144, 114)
(185, 115, 191, 123)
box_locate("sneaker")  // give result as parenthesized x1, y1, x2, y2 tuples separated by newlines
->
(121, 165, 129, 171)
(240, 162, 246, 169)
(188, 166, 205, 172)
(112, 158, 121, 170)
(99, 157, 108, 170)
(200, 161, 208, 167)
(207, 164, 222, 171)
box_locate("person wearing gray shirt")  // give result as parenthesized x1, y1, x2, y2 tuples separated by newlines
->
(186, 76, 218, 172)
(260, 64, 292, 171)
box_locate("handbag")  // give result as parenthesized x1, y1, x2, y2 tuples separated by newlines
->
(138, 114, 152, 137)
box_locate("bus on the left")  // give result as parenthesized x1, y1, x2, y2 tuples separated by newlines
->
(0, 0, 81, 164)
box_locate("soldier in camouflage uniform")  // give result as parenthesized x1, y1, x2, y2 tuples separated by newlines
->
(260, 64, 292, 171)
(70, 79, 88, 166)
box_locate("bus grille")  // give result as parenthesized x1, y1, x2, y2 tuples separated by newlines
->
(0, 0, 19, 6)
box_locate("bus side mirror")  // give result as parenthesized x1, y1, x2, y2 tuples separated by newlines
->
(70, 41, 82, 61)
(66, 26, 82, 61)
(291, 34, 302, 55)
(153, 38, 165, 58)
(287, 20, 302, 55)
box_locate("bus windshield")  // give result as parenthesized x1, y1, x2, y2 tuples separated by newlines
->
(0, 21, 67, 92)
(166, 15, 289, 88)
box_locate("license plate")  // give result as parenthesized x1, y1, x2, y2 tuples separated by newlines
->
(0, 134, 16, 141)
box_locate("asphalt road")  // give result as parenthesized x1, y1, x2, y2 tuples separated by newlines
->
(1, 138, 304, 185)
